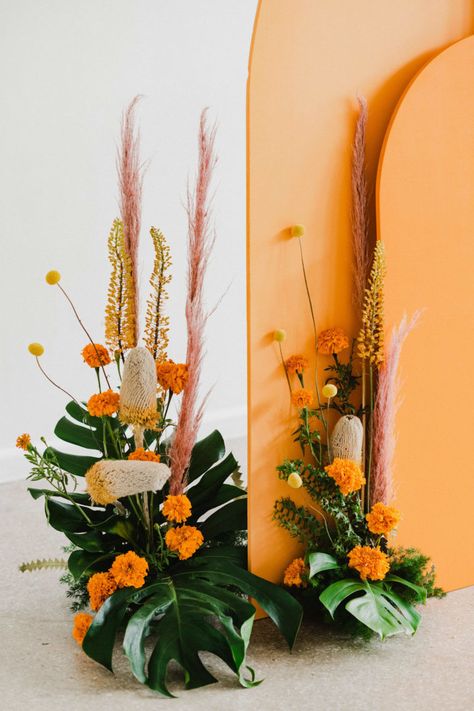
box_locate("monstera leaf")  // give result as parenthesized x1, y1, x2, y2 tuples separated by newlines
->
(83, 552, 302, 697)
(319, 575, 426, 639)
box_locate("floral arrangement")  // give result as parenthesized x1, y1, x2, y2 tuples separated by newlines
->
(273, 99, 443, 639)
(18, 101, 301, 696)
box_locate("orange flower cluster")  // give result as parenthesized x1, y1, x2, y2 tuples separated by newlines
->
(317, 328, 349, 355)
(291, 388, 313, 409)
(72, 612, 93, 646)
(87, 551, 149, 611)
(16, 433, 31, 450)
(110, 551, 149, 589)
(87, 572, 117, 611)
(283, 557, 307, 588)
(348, 545, 390, 581)
(162, 494, 192, 523)
(325, 458, 365, 496)
(285, 354, 309, 375)
(165, 525, 203, 560)
(156, 360, 189, 395)
(81, 343, 111, 368)
(87, 390, 120, 417)
(128, 448, 161, 463)
(366, 502, 400, 535)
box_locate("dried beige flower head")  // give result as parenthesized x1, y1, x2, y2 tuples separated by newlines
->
(119, 347, 158, 430)
(330, 415, 364, 464)
(86, 459, 170, 505)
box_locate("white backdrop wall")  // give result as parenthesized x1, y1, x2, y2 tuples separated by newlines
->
(0, 0, 257, 482)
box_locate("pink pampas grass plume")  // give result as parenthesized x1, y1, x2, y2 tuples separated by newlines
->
(118, 95, 143, 345)
(351, 96, 371, 312)
(169, 109, 217, 494)
(371, 311, 422, 505)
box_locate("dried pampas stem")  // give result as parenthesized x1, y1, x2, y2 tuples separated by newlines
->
(351, 96, 371, 313)
(330, 415, 364, 464)
(169, 109, 217, 495)
(371, 311, 422, 505)
(86, 460, 170, 506)
(118, 96, 143, 345)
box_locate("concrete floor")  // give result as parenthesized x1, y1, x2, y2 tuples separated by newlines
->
(1, 479, 473, 711)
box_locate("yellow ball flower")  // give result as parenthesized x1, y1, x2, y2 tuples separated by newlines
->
(273, 329, 286, 342)
(45, 270, 61, 285)
(322, 383, 338, 399)
(290, 224, 305, 238)
(287, 472, 303, 489)
(28, 343, 44, 357)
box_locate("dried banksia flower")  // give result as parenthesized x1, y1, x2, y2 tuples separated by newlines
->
(143, 227, 172, 361)
(357, 241, 386, 366)
(86, 459, 170, 505)
(330, 415, 364, 464)
(105, 219, 137, 354)
(119, 347, 158, 430)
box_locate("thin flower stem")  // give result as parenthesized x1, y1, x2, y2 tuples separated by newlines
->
(278, 343, 292, 395)
(366, 363, 374, 512)
(57, 284, 112, 389)
(297, 236, 329, 442)
(361, 358, 367, 510)
(95, 368, 102, 394)
(35, 358, 80, 405)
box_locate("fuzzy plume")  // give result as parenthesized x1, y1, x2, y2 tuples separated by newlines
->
(371, 311, 422, 505)
(351, 96, 371, 312)
(169, 110, 217, 494)
(118, 96, 143, 344)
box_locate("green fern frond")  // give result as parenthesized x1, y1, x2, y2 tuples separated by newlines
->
(19, 558, 67, 573)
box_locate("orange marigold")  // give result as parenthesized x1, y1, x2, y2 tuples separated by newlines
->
(348, 545, 390, 581)
(283, 557, 307, 588)
(128, 447, 161, 463)
(325, 457, 365, 496)
(16, 433, 31, 450)
(366, 502, 400, 535)
(109, 551, 149, 589)
(162, 494, 192, 523)
(165, 525, 204, 560)
(291, 388, 313, 409)
(87, 390, 120, 417)
(317, 328, 349, 355)
(81, 343, 111, 368)
(72, 612, 94, 646)
(156, 360, 189, 395)
(87, 572, 117, 611)
(285, 354, 309, 375)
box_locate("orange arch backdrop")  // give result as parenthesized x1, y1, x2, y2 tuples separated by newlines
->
(378, 35, 474, 591)
(247, 1, 473, 591)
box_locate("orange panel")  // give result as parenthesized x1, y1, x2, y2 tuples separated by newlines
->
(247, 1, 473, 590)
(377, 36, 474, 591)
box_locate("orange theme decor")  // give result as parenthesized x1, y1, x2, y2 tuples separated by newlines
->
(247, 0, 473, 591)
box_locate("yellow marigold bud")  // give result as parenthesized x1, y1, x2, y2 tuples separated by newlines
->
(45, 270, 61, 285)
(287, 472, 303, 489)
(273, 329, 286, 342)
(28, 342, 44, 357)
(322, 383, 337, 399)
(290, 224, 305, 238)
(85, 459, 170, 505)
